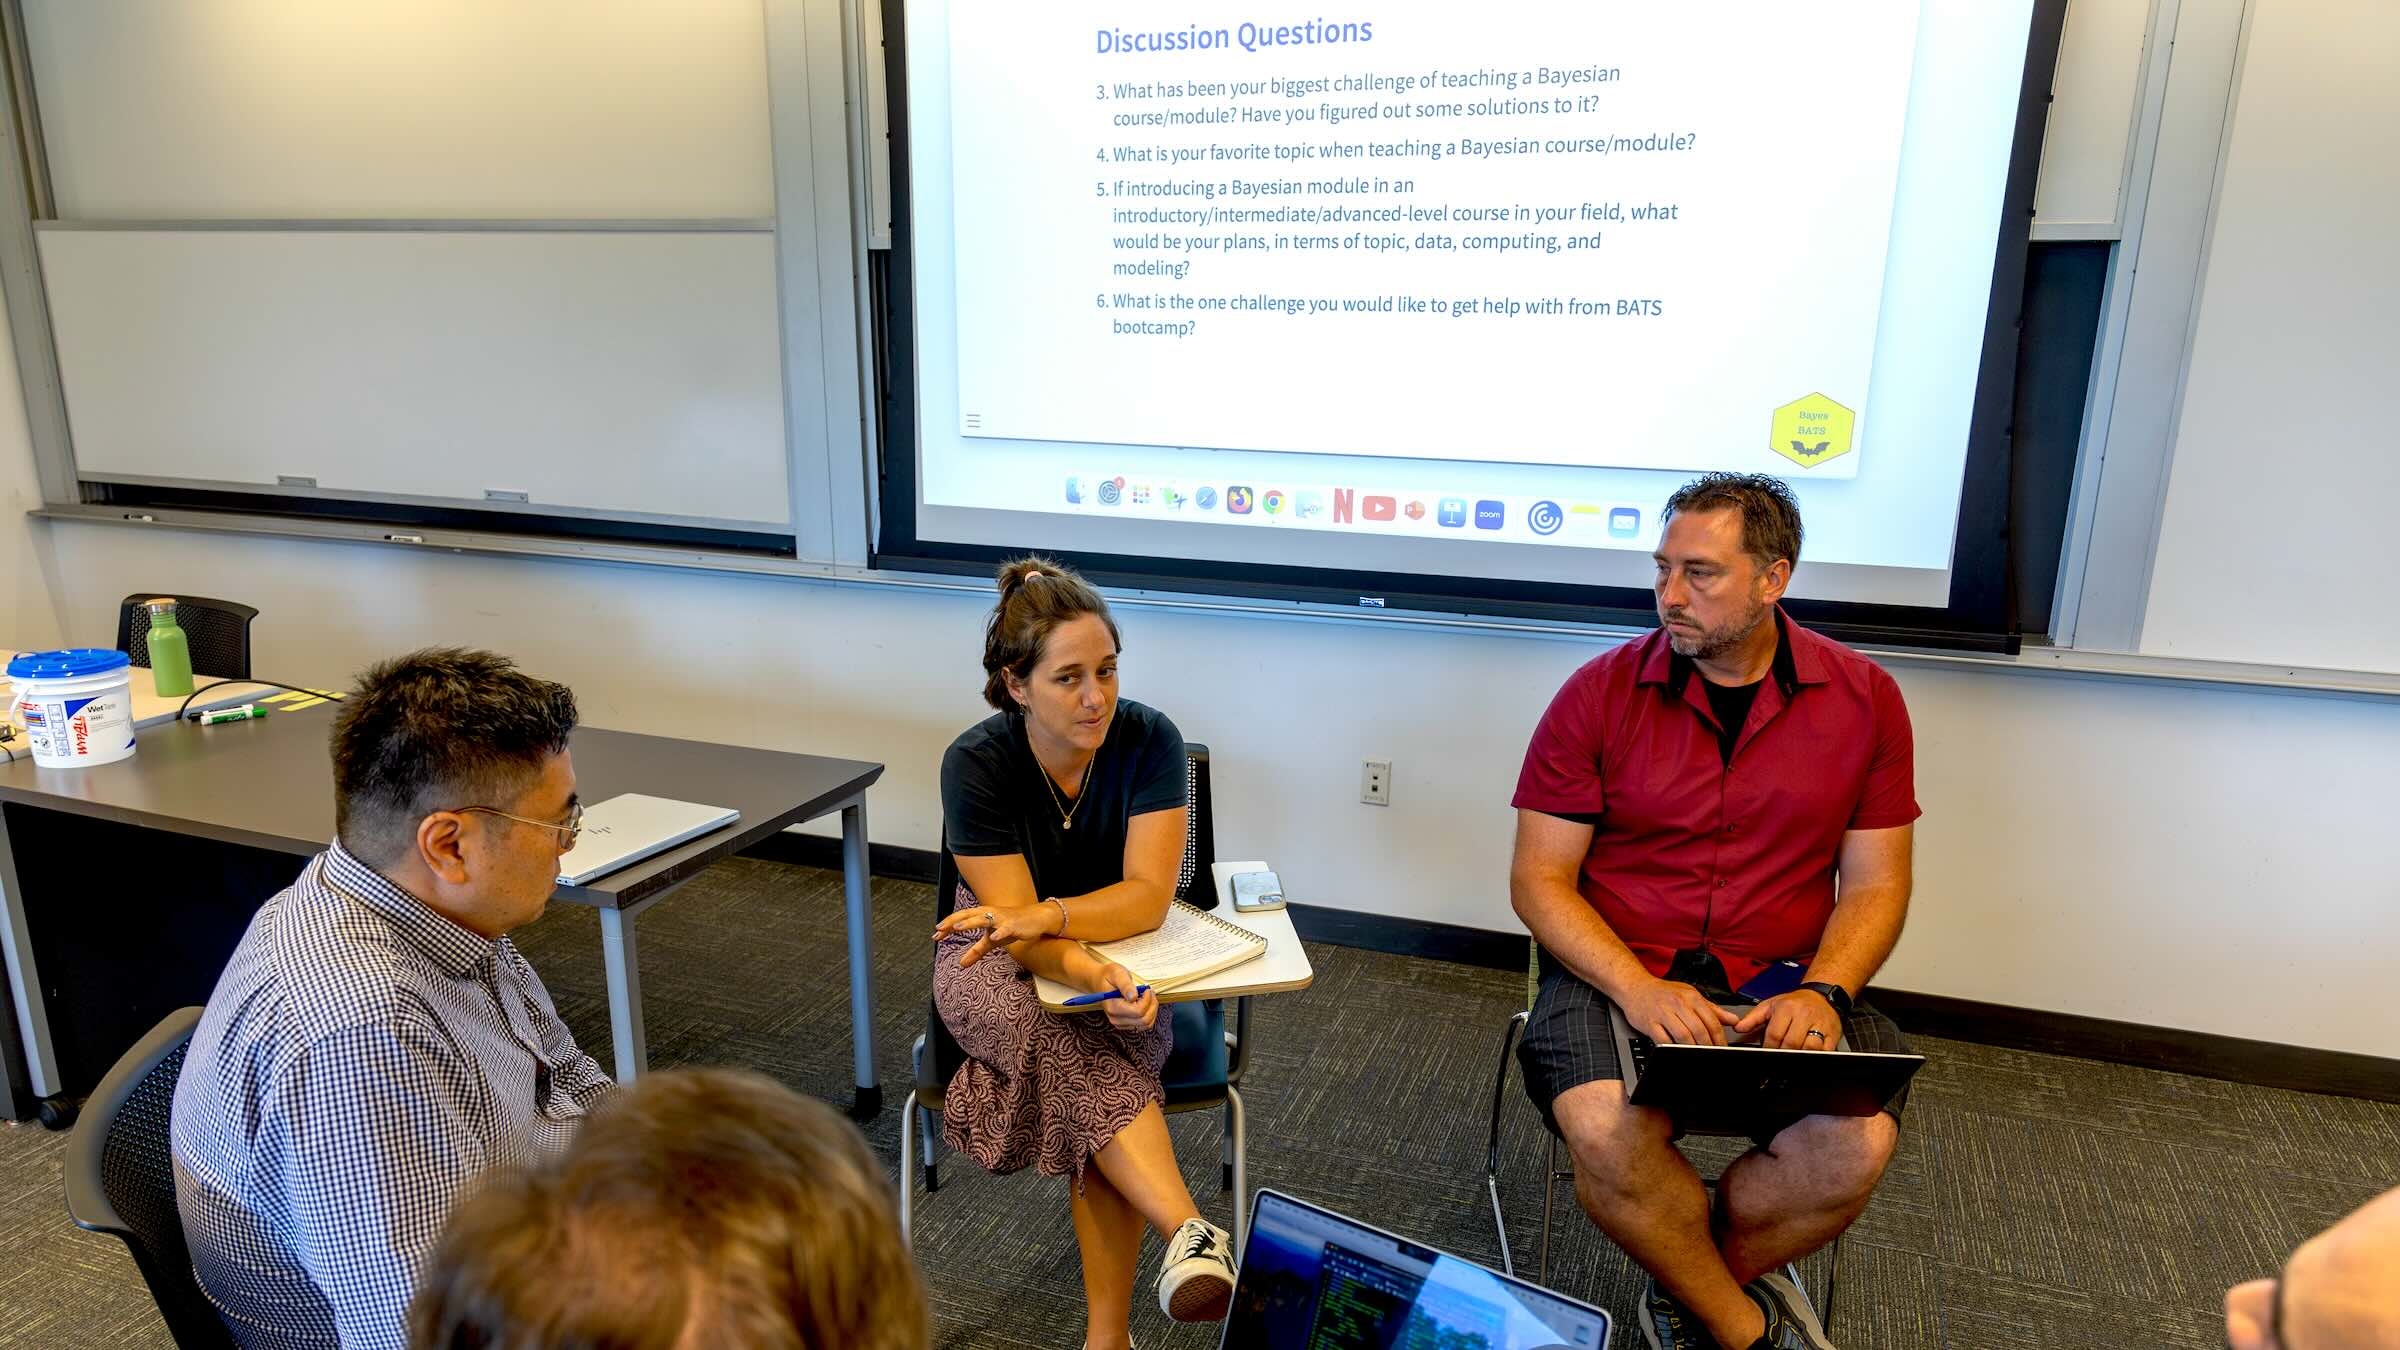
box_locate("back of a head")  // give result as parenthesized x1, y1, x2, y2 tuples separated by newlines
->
(410, 1068, 928, 1350)
(330, 647, 579, 868)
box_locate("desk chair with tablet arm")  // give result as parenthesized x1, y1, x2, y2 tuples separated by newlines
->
(900, 744, 1257, 1252)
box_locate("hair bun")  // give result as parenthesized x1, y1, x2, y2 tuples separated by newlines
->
(996, 558, 1053, 601)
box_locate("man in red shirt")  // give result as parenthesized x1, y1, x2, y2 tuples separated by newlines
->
(1511, 474, 1919, 1350)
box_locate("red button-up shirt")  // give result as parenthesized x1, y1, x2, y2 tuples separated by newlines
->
(1512, 609, 1920, 989)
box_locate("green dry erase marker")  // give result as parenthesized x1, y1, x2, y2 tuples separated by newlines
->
(197, 703, 270, 725)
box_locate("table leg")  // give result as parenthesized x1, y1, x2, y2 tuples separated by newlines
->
(0, 807, 61, 1116)
(597, 906, 648, 1084)
(842, 797, 880, 1119)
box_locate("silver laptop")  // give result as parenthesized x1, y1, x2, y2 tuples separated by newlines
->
(1610, 1002, 1923, 1136)
(555, 793, 740, 885)
(1220, 1189, 1611, 1349)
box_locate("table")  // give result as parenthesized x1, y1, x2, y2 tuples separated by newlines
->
(1034, 860, 1316, 1011)
(0, 651, 285, 733)
(0, 697, 887, 1123)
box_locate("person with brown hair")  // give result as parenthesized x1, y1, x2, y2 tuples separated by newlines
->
(931, 556, 1237, 1348)
(1512, 475, 1919, 1350)
(409, 1067, 928, 1350)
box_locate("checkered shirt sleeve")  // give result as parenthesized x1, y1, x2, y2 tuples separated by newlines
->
(260, 1015, 488, 1350)
(505, 942, 614, 1116)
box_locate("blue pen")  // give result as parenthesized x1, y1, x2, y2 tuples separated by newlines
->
(1061, 985, 1151, 1007)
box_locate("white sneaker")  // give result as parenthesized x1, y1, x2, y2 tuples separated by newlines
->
(1156, 1217, 1237, 1322)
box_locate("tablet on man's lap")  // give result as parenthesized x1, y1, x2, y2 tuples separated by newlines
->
(1515, 964, 1923, 1143)
(1610, 1000, 1923, 1140)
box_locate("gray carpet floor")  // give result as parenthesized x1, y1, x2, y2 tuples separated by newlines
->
(4, 855, 2395, 1348)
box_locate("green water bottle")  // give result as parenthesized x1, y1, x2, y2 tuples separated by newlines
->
(144, 598, 194, 698)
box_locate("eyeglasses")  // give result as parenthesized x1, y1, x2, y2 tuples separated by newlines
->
(456, 801, 584, 847)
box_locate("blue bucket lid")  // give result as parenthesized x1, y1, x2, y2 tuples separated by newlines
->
(6, 648, 132, 680)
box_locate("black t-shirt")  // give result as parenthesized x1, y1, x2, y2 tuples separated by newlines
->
(1674, 616, 1797, 767)
(1702, 677, 1763, 765)
(940, 699, 1188, 900)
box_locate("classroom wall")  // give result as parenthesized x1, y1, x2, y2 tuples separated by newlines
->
(0, 0, 2391, 1061)
(2, 395, 2393, 1059)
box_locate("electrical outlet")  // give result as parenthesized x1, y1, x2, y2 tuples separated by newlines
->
(1360, 759, 1392, 807)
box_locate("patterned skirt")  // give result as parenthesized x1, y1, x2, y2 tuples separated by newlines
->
(934, 880, 1173, 1186)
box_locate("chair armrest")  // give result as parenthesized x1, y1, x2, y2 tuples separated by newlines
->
(911, 1033, 944, 1104)
(1226, 996, 1253, 1086)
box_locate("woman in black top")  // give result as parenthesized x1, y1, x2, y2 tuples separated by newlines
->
(932, 557, 1237, 1345)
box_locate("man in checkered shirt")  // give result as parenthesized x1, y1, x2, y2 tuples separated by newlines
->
(171, 648, 615, 1348)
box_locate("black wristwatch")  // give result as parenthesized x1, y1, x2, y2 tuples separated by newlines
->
(1799, 981, 1853, 1020)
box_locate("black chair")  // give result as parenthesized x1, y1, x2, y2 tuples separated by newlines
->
(1486, 942, 1839, 1322)
(114, 594, 259, 678)
(63, 1006, 237, 1349)
(901, 743, 1255, 1249)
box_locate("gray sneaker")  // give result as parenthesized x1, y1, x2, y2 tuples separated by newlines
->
(1747, 1270, 1836, 1349)
(1636, 1275, 1710, 1350)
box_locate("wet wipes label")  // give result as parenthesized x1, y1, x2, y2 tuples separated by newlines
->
(23, 691, 134, 761)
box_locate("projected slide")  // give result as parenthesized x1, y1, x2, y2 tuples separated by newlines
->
(904, 0, 2042, 610)
(949, 5, 1922, 477)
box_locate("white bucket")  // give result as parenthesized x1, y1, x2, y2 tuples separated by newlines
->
(6, 649, 137, 769)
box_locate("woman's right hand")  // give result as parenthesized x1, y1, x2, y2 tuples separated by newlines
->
(933, 899, 1061, 968)
(1095, 962, 1159, 1032)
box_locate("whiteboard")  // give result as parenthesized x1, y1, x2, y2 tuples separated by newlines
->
(22, 0, 772, 219)
(41, 229, 791, 528)
(2033, 0, 2151, 233)
(2139, 0, 2400, 673)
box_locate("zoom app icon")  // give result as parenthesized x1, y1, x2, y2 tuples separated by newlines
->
(1528, 500, 1565, 536)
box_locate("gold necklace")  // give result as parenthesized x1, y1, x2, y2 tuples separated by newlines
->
(1036, 748, 1096, 831)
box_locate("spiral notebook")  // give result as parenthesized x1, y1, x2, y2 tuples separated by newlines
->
(1080, 900, 1269, 992)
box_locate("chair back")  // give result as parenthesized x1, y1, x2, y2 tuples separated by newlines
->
(922, 847, 973, 1095)
(115, 594, 260, 679)
(63, 1006, 237, 1348)
(1178, 742, 1214, 907)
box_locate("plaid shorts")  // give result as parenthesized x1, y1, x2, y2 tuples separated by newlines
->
(1517, 960, 1914, 1142)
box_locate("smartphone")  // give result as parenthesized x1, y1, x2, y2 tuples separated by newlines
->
(1230, 870, 1285, 912)
(1735, 959, 1807, 1001)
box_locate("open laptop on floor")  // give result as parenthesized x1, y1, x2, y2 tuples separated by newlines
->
(1611, 1001, 1923, 1137)
(1220, 1189, 1611, 1349)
